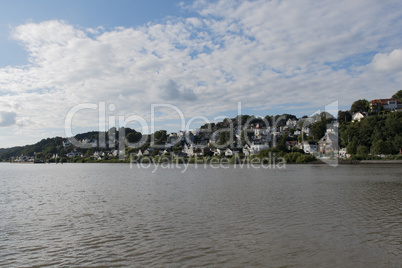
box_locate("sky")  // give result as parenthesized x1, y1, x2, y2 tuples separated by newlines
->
(1, 0, 402, 148)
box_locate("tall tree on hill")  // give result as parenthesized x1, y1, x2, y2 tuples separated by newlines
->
(311, 120, 327, 140)
(311, 113, 333, 140)
(392, 90, 402, 101)
(350, 99, 369, 114)
(126, 132, 142, 144)
(153, 130, 167, 145)
(337, 110, 352, 124)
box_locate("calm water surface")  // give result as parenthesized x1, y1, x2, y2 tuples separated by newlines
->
(0, 163, 401, 267)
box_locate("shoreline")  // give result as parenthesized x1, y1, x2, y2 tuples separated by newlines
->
(338, 159, 402, 165)
(4, 159, 402, 165)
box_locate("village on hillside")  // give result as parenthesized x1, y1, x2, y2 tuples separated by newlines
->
(6, 94, 402, 163)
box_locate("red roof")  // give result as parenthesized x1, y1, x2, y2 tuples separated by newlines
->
(370, 98, 400, 105)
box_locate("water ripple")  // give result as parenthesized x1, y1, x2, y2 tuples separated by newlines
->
(0, 163, 401, 267)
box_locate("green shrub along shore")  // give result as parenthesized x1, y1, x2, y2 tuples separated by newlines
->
(30, 151, 402, 165)
(38, 149, 317, 165)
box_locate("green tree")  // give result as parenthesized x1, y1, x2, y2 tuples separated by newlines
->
(311, 120, 327, 140)
(200, 122, 215, 130)
(385, 112, 402, 138)
(35, 152, 45, 160)
(392, 90, 402, 101)
(125, 147, 136, 157)
(218, 131, 231, 145)
(153, 130, 167, 145)
(350, 99, 369, 114)
(173, 144, 182, 153)
(126, 132, 142, 143)
(85, 149, 93, 158)
(151, 149, 160, 157)
(356, 145, 369, 156)
(346, 141, 358, 155)
(297, 132, 313, 143)
(371, 140, 392, 155)
(241, 129, 254, 146)
(274, 135, 289, 152)
(337, 110, 352, 125)
(393, 134, 402, 154)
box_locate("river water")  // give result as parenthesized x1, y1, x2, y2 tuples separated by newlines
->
(0, 163, 401, 267)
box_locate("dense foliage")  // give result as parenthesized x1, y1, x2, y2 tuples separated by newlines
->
(350, 99, 370, 114)
(340, 112, 402, 156)
(0, 127, 141, 161)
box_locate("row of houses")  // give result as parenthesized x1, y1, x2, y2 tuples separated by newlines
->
(130, 127, 339, 158)
(58, 114, 337, 159)
(65, 98, 402, 159)
(11, 155, 35, 163)
(370, 98, 402, 112)
(351, 98, 402, 122)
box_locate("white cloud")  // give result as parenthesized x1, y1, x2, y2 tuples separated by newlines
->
(372, 49, 402, 72)
(1, 0, 402, 147)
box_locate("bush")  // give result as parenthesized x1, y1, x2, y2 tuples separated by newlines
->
(356, 145, 369, 156)
(173, 157, 187, 164)
(295, 154, 316, 163)
(351, 154, 365, 160)
(284, 152, 303, 163)
(395, 155, 402, 160)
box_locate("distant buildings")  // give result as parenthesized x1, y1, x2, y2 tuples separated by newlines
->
(318, 132, 338, 154)
(352, 112, 366, 122)
(369, 98, 402, 112)
(301, 141, 318, 154)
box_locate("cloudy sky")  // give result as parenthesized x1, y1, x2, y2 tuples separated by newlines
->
(1, 0, 402, 148)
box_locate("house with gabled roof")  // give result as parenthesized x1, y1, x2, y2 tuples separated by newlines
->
(318, 132, 338, 154)
(285, 140, 298, 150)
(352, 112, 365, 122)
(302, 141, 318, 154)
(370, 98, 402, 112)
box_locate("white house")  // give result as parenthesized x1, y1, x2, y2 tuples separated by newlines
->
(166, 132, 183, 148)
(301, 126, 311, 136)
(338, 148, 350, 159)
(213, 148, 225, 156)
(352, 112, 365, 122)
(302, 142, 318, 154)
(137, 149, 150, 156)
(248, 143, 269, 155)
(183, 144, 195, 157)
(253, 125, 271, 143)
(62, 140, 72, 148)
(243, 144, 251, 156)
(318, 132, 339, 153)
(192, 128, 201, 136)
(224, 148, 234, 156)
(326, 122, 338, 134)
(286, 141, 298, 150)
(370, 98, 402, 112)
(286, 118, 298, 128)
(67, 150, 83, 158)
(224, 148, 240, 157)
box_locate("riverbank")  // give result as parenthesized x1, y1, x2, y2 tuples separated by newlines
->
(339, 159, 402, 165)
(359, 160, 402, 164)
(3, 159, 402, 165)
